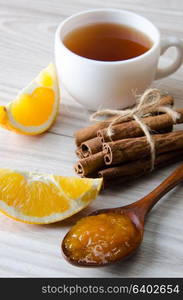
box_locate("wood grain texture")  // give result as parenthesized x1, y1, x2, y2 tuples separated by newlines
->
(0, 0, 183, 277)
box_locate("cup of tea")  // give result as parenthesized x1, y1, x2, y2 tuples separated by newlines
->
(55, 9, 183, 110)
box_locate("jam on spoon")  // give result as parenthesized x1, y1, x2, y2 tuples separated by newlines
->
(62, 164, 183, 266)
(63, 213, 142, 265)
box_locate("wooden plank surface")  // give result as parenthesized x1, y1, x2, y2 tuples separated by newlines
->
(0, 0, 183, 277)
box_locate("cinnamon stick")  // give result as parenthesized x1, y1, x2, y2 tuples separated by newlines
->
(103, 130, 183, 166)
(74, 152, 105, 176)
(74, 95, 174, 146)
(99, 150, 183, 182)
(74, 117, 115, 147)
(98, 108, 183, 143)
(75, 147, 85, 159)
(81, 137, 102, 157)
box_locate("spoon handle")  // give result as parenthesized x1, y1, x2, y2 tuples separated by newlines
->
(132, 164, 183, 220)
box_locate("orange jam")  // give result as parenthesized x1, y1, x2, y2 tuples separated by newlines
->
(63, 213, 141, 265)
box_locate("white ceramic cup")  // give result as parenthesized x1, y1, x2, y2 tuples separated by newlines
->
(55, 9, 183, 110)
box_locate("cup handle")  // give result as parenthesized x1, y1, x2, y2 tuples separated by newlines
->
(155, 37, 183, 80)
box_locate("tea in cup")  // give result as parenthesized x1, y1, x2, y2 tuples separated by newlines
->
(55, 9, 183, 110)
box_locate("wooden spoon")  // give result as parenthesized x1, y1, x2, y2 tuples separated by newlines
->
(62, 164, 183, 267)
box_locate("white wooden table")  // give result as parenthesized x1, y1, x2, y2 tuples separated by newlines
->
(0, 0, 183, 278)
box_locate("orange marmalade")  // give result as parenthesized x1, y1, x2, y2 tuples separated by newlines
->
(63, 213, 141, 265)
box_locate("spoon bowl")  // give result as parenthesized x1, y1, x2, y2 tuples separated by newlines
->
(62, 164, 183, 267)
(62, 208, 143, 267)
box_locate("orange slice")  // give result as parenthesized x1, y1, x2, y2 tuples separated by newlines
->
(0, 63, 60, 135)
(0, 169, 103, 224)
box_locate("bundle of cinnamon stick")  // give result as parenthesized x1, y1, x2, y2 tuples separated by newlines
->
(74, 95, 183, 186)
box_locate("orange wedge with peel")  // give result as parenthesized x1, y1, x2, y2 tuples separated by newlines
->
(0, 168, 103, 224)
(0, 63, 60, 135)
